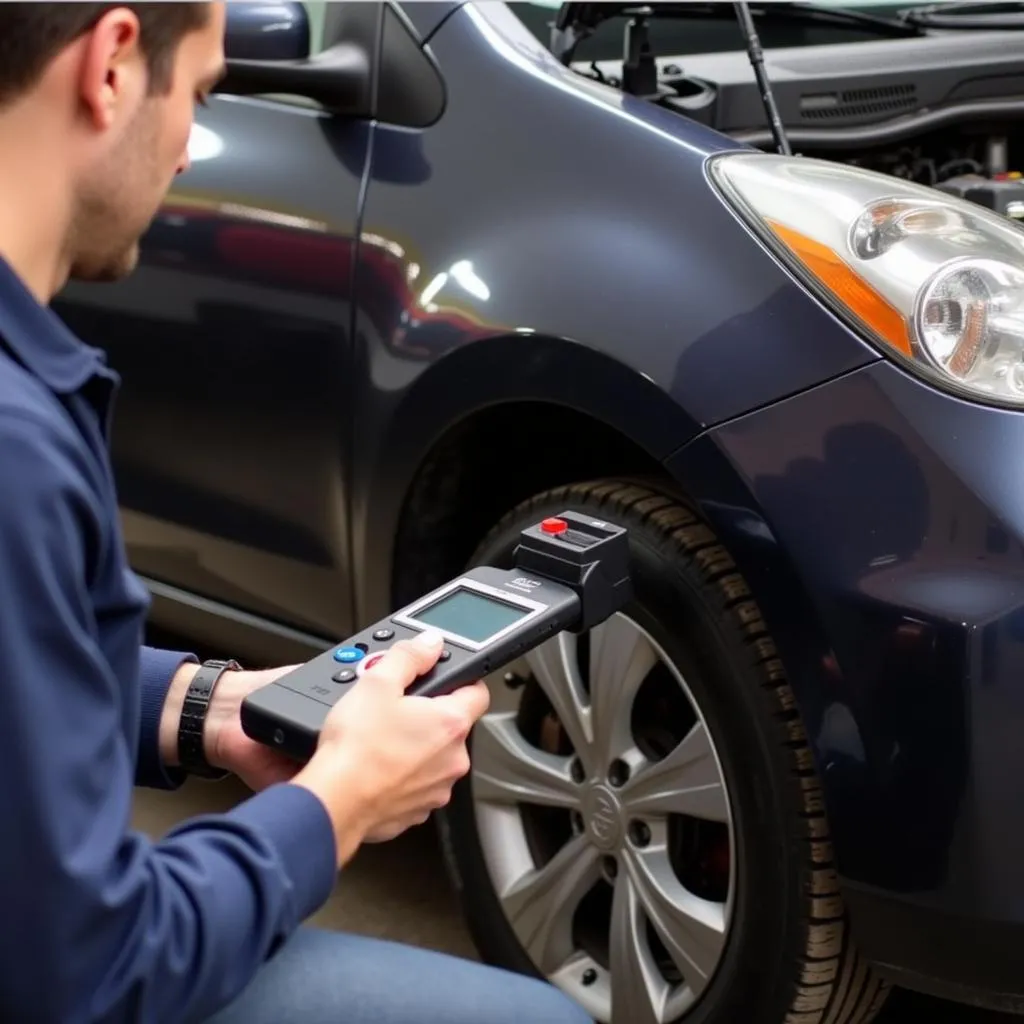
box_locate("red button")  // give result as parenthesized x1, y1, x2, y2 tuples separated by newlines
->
(540, 517, 568, 535)
(361, 652, 386, 675)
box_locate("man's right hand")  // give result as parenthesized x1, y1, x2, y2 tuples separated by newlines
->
(291, 630, 491, 866)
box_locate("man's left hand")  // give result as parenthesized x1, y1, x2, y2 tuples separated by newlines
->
(204, 667, 301, 790)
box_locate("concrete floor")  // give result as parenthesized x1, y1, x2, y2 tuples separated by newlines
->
(132, 777, 1015, 1024)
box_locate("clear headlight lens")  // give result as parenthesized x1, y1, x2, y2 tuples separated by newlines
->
(707, 152, 1024, 406)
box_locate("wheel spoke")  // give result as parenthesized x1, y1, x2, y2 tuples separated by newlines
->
(524, 634, 594, 774)
(499, 836, 602, 976)
(620, 721, 729, 823)
(610, 869, 672, 1024)
(623, 844, 727, 998)
(589, 615, 659, 768)
(472, 712, 582, 809)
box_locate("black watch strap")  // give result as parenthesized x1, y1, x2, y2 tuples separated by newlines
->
(177, 658, 241, 780)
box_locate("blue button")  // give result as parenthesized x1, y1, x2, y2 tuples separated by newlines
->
(333, 646, 365, 664)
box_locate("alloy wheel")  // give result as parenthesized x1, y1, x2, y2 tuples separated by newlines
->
(471, 612, 736, 1024)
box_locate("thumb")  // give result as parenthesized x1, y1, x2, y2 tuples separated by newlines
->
(362, 629, 444, 693)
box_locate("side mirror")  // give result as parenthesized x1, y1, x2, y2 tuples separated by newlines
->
(215, 2, 444, 127)
(224, 2, 311, 61)
(217, 1, 374, 116)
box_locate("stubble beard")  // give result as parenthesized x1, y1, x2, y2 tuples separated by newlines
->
(66, 101, 166, 284)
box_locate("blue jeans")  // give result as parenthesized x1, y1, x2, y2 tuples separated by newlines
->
(203, 927, 593, 1024)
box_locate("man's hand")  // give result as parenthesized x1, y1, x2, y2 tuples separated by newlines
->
(292, 630, 491, 866)
(158, 662, 302, 791)
(158, 631, 491, 867)
(204, 666, 302, 789)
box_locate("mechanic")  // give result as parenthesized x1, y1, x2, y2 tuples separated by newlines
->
(0, 4, 592, 1023)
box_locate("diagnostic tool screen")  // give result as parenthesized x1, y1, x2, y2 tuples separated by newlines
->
(413, 587, 531, 643)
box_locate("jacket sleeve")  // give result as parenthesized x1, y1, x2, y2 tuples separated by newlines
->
(136, 645, 197, 790)
(0, 409, 338, 1024)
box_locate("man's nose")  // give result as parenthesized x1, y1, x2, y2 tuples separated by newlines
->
(176, 151, 191, 176)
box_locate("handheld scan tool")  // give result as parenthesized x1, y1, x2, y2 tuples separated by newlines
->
(241, 511, 632, 762)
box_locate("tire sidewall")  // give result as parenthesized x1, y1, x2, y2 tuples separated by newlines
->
(438, 492, 811, 1023)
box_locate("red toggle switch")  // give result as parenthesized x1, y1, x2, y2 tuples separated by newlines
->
(541, 517, 568, 535)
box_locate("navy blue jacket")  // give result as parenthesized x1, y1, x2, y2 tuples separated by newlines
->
(0, 257, 337, 1023)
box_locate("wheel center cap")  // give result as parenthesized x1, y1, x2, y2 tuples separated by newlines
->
(583, 785, 623, 851)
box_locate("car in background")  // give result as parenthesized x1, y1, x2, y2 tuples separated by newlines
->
(52, 3, 1024, 1023)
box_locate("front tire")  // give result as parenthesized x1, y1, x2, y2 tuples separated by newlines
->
(437, 479, 888, 1024)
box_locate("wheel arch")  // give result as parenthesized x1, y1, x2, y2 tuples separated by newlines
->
(351, 332, 698, 624)
(357, 331, 849, 818)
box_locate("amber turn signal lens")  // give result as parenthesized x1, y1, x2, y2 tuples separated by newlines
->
(766, 219, 913, 358)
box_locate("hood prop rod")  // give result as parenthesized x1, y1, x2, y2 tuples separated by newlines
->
(734, 2, 792, 155)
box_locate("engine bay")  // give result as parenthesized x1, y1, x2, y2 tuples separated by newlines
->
(540, 2, 1024, 219)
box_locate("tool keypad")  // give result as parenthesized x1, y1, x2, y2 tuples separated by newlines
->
(273, 625, 446, 708)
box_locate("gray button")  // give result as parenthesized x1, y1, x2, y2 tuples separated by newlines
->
(373, 628, 395, 641)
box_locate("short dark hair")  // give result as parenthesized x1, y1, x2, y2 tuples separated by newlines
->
(0, 2, 210, 106)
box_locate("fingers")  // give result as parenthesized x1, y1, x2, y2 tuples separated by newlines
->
(366, 810, 432, 844)
(423, 683, 490, 747)
(362, 629, 444, 692)
(439, 680, 491, 724)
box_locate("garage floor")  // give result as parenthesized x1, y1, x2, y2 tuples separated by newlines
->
(132, 778, 1014, 1024)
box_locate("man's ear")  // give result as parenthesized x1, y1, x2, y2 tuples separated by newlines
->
(75, 7, 145, 131)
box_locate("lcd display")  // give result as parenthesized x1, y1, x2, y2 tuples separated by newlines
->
(412, 587, 531, 643)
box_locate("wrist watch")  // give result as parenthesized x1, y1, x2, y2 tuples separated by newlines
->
(176, 657, 242, 780)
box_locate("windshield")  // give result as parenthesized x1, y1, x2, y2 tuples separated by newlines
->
(509, 2, 941, 61)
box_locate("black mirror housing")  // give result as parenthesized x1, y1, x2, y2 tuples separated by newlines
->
(217, 42, 373, 116)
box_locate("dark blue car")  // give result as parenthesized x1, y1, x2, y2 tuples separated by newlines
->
(53, 2, 1024, 1022)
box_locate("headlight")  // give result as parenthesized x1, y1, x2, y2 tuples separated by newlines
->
(707, 152, 1024, 407)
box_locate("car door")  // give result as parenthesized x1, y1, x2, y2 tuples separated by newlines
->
(54, 2, 374, 644)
